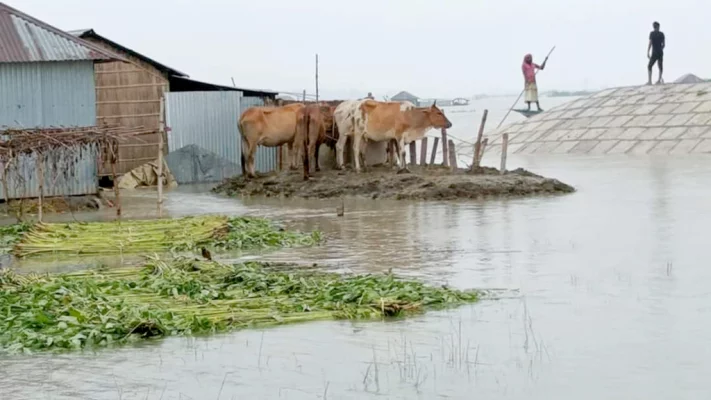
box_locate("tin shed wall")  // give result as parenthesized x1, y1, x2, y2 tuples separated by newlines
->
(165, 92, 277, 182)
(0, 61, 96, 128)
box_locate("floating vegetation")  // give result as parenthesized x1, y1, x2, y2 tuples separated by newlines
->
(9, 216, 321, 258)
(0, 222, 32, 255)
(0, 257, 480, 353)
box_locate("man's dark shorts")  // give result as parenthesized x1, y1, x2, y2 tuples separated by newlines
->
(648, 52, 664, 70)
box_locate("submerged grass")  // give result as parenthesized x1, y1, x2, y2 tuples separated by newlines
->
(0, 257, 480, 354)
(9, 216, 322, 258)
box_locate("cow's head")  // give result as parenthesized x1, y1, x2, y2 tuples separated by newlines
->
(426, 102, 452, 129)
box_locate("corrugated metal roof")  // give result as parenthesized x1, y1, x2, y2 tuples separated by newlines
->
(0, 2, 117, 63)
(68, 28, 189, 77)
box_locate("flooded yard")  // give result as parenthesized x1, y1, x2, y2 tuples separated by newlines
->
(2, 154, 710, 399)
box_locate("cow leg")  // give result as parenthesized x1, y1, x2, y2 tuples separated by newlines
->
(352, 134, 363, 173)
(247, 142, 258, 178)
(397, 138, 410, 174)
(391, 140, 401, 169)
(335, 133, 347, 170)
(288, 141, 299, 171)
(314, 142, 321, 172)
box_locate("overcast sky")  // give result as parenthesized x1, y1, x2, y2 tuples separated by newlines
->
(12, 0, 710, 99)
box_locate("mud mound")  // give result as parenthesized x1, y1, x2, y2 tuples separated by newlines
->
(212, 165, 574, 201)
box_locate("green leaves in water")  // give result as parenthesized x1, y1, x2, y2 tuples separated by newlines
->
(9, 216, 322, 258)
(210, 217, 322, 251)
(0, 222, 32, 255)
(0, 258, 479, 354)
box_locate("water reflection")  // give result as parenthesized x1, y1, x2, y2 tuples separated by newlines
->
(2, 154, 711, 399)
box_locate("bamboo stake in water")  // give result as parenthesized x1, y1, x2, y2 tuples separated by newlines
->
(111, 144, 121, 218)
(448, 140, 458, 169)
(419, 137, 428, 165)
(441, 129, 449, 167)
(472, 109, 488, 169)
(36, 155, 44, 222)
(500, 133, 509, 174)
(479, 138, 489, 165)
(409, 142, 416, 165)
(430, 137, 439, 165)
(158, 96, 165, 218)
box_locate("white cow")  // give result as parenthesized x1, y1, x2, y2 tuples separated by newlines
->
(334, 99, 368, 170)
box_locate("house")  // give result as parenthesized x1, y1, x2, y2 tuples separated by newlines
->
(390, 91, 420, 106)
(0, 2, 119, 200)
(69, 28, 278, 177)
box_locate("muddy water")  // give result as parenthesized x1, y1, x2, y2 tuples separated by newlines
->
(2, 154, 711, 399)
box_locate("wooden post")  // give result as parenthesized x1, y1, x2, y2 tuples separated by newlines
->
(430, 137, 439, 165)
(479, 138, 488, 165)
(500, 133, 509, 174)
(1, 164, 10, 207)
(111, 144, 121, 218)
(472, 109, 488, 168)
(409, 142, 417, 165)
(448, 140, 458, 169)
(157, 96, 165, 217)
(36, 154, 44, 222)
(315, 54, 319, 102)
(419, 137, 428, 165)
(441, 128, 449, 167)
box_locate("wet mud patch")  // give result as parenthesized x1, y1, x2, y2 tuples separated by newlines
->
(212, 165, 575, 200)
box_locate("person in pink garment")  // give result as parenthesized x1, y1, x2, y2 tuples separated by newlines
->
(522, 53, 546, 112)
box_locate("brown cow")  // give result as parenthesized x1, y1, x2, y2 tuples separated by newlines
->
(296, 104, 341, 180)
(239, 103, 305, 178)
(345, 100, 452, 172)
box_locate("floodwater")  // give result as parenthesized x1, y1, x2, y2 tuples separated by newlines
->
(2, 149, 711, 399)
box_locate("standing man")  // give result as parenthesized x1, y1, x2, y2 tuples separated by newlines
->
(522, 54, 546, 112)
(647, 21, 665, 85)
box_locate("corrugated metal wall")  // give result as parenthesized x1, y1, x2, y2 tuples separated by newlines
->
(0, 61, 96, 128)
(0, 61, 98, 200)
(165, 91, 278, 181)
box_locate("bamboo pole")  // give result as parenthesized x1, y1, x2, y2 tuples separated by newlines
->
(157, 96, 165, 217)
(472, 109, 488, 169)
(448, 140, 458, 169)
(479, 138, 489, 165)
(36, 155, 44, 222)
(409, 142, 417, 165)
(430, 137, 439, 165)
(441, 129, 449, 167)
(500, 133, 509, 174)
(315, 54, 319, 102)
(419, 137, 428, 165)
(111, 144, 121, 218)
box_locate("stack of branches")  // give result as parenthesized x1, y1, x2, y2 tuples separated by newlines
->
(0, 125, 157, 218)
(0, 125, 155, 164)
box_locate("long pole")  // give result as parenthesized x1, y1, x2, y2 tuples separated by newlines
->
(496, 46, 556, 129)
(157, 96, 165, 217)
(315, 54, 319, 102)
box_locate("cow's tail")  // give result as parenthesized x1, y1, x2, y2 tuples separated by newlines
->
(302, 111, 310, 180)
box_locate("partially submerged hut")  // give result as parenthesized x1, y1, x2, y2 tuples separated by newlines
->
(0, 2, 121, 200)
(391, 91, 420, 106)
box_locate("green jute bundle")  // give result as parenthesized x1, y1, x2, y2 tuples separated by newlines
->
(8, 215, 322, 258)
(0, 257, 480, 354)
